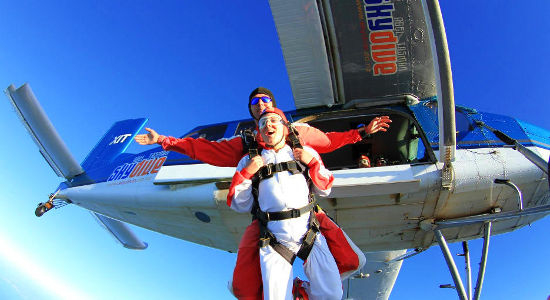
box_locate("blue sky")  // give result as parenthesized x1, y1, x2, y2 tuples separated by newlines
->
(0, 1, 549, 299)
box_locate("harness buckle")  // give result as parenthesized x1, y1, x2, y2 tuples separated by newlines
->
(249, 147, 259, 158)
(290, 209, 300, 218)
(259, 237, 271, 248)
(264, 164, 273, 177)
(275, 163, 284, 173)
(303, 229, 316, 244)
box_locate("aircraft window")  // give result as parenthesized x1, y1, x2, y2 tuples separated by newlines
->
(182, 124, 228, 141)
(455, 109, 474, 141)
(415, 133, 427, 162)
(423, 101, 474, 142)
(304, 110, 433, 170)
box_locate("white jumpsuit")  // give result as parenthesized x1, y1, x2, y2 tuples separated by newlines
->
(229, 145, 342, 300)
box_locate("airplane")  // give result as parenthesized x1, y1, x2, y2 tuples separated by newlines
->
(4, 1, 550, 299)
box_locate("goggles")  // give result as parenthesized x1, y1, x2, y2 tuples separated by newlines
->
(250, 96, 272, 105)
(259, 115, 284, 129)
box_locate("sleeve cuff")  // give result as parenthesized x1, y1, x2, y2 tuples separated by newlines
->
(307, 158, 319, 168)
(157, 135, 167, 145)
(239, 168, 254, 180)
(358, 128, 371, 140)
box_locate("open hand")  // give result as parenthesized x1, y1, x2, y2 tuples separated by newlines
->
(364, 116, 391, 134)
(135, 128, 160, 145)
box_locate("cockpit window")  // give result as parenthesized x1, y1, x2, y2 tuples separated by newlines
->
(455, 108, 474, 142)
(421, 101, 475, 142)
(183, 124, 228, 141)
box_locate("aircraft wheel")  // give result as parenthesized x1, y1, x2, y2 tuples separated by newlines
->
(35, 204, 47, 217)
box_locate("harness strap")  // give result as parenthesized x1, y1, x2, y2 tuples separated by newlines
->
(259, 228, 298, 265)
(296, 215, 320, 261)
(257, 207, 320, 265)
(287, 124, 303, 149)
(256, 160, 306, 181)
(255, 200, 317, 223)
(241, 129, 260, 158)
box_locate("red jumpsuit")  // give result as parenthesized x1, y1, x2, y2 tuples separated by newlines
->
(158, 123, 365, 299)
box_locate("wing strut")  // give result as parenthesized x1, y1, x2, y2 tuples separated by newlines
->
(475, 120, 549, 175)
(422, 0, 456, 163)
(421, 179, 550, 300)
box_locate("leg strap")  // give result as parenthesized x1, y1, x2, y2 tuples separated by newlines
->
(259, 226, 297, 264)
(258, 212, 320, 265)
(297, 213, 319, 261)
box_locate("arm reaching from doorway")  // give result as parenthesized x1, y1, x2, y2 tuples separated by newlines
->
(299, 115, 392, 153)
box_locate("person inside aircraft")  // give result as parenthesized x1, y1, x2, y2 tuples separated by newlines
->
(228, 108, 343, 299)
(135, 87, 389, 298)
(358, 154, 371, 168)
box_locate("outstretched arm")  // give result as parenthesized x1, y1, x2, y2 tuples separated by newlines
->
(300, 116, 392, 154)
(135, 128, 245, 167)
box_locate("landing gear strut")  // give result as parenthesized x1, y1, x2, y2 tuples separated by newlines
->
(426, 178, 550, 300)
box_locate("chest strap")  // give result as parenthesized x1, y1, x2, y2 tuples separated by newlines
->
(256, 160, 306, 181)
(255, 200, 316, 223)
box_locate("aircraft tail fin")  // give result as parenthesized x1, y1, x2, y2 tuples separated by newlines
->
(5, 83, 84, 179)
(81, 118, 148, 171)
(92, 212, 148, 250)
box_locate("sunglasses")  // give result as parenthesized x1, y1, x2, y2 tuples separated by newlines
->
(250, 96, 272, 105)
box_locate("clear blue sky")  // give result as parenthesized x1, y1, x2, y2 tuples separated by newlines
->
(0, 1, 549, 299)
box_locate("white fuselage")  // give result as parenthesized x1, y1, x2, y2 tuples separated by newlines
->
(57, 146, 549, 253)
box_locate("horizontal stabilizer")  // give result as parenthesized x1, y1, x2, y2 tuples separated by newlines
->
(92, 212, 148, 250)
(5, 83, 84, 179)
